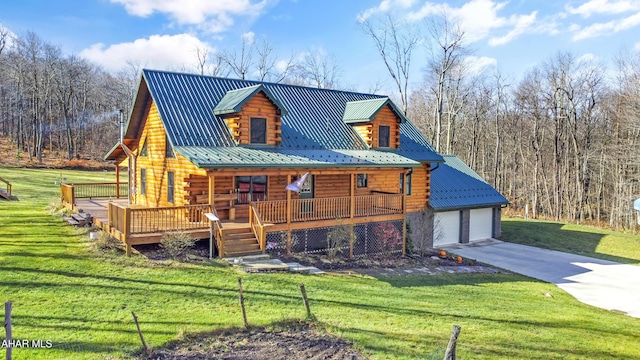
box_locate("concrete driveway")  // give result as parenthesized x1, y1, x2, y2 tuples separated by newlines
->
(441, 239, 640, 318)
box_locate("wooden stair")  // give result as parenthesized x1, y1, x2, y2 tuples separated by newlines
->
(0, 188, 10, 200)
(64, 213, 92, 227)
(222, 226, 262, 258)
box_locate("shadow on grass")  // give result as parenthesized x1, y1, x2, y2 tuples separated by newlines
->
(501, 220, 638, 264)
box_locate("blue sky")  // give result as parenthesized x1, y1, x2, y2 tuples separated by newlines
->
(2, 0, 640, 94)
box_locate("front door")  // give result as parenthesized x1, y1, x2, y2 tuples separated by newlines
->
(299, 175, 314, 213)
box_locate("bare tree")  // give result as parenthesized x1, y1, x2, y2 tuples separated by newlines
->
(294, 49, 341, 89)
(360, 15, 419, 114)
(426, 15, 468, 152)
(222, 33, 255, 80)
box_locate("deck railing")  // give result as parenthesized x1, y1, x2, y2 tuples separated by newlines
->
(355, 193, 403, 217)
(0, 177, 11, 200)
(291, 197, 351, 222)
(70, 182, 129, 199)
(129, 204, 212, 235)
(249, 205, 267, 252)
(60, 182, 128, 207)
(251, 194, 404, 225)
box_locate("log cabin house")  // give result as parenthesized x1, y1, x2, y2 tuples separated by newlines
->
(102, 69, 445, 257)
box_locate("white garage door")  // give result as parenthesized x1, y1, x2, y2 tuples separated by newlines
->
(434, 211, 460, 246)
(469, 208, 493, 241)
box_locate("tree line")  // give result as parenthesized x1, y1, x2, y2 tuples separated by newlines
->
(0, 21, 638, 230)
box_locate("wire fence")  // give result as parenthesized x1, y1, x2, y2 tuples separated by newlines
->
(266, 220, 403, 258)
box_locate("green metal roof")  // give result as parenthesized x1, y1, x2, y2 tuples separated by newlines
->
(175, 146, 420, 169)
(343, 98, 408, 124)
(430, 155, 509, 211)
(213, 84, 287, 116)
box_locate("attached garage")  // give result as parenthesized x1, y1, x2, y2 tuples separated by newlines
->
(434, 211, 460, 246)
(469, 208, 493, 241)
(426, 155, 509, 248)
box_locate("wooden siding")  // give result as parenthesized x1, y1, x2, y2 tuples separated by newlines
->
(406, 163, 430, 212)
(353, 105, 400, 148)
(136, 101, 206, 207)
(224, 92, 282, 145)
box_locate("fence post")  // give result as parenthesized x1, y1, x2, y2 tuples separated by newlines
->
(4, 301, 12, 360)
(443, 325, 461, 360)
(238, 278, 249, 328)
(299, 284, 312, 319)
(131, 311, 149, 353)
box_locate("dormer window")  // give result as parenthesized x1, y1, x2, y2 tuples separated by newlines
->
(379, 125, 390, 148)
(251, 117, 267, 144)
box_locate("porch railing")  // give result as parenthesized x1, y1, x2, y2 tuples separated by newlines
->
(249, 205, 267, 252)
(61, 182, 128, 206)
(251, 194, 404, 225)
(71, 182, 129, 199)
(108, 202, 212, 236)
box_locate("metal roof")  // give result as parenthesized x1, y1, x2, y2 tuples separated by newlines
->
(429, 155, 509, 211)
(213, 84, 287, 116)
(175, 146, 421, 168)
(343, 98, 408, 124)
(118, 69, 443, 164)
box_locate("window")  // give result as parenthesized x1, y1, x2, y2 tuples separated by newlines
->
(400, 172, 412, 195)
(167, 171, 175, 203)
(236, 176, 267, 204)
(165, 137, 175, 158)
(140, 139, 148, 157)
(250, 117, 267, 144)
(378, 125, 390, 147)
(140, 168, 147, 196)
(357, 174, 368, 188)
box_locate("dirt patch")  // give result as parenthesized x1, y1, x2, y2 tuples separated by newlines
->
(143, 323, 367, 360)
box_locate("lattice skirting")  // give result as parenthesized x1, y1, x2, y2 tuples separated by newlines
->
(266, 220, 403, 257)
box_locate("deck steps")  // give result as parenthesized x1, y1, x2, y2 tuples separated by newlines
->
(64, 213, 92, 227)
(220, 225, 263, 258)
(0, 189, 10, 200)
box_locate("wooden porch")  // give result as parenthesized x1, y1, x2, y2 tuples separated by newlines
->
(63, 174, 408, 258)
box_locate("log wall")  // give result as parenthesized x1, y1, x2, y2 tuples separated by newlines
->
(135, 101, 206, 207)
(353, 105, 400, 148)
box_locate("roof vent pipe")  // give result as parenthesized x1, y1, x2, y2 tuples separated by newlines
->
(119, 109, 124, 144)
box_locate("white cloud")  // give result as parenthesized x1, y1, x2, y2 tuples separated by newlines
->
(357, 0, 418, 22)
(635, 41, 640, 52)
(402, 0, 543, 45)
(110, 0, 268, 33)
(488, 11, 537, 45)
(566, 0, 640, 18)
(80, 33, 213, 73)
(0, 23, 17, 50)
(572, 11, 640, 40)
(577, 53, 597, 63)
(463, 55, 497, 75)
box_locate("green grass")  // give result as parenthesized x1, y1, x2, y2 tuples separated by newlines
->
(1, 168, 640, 359)
(502, 218, 640, 264)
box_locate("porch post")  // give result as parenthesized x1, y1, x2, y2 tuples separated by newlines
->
(115, 163, 120, 198)
(286, 174, 292, 253)
(350, 173, 355, 219)
(402, 171, 408, 256)
(208, 174, 215, 205)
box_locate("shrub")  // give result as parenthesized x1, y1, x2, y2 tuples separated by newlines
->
(94, 231, 121, 251)
(373, 222, 402, 255)
(161, 232, 196, 259)
(326, 224, 352, 258)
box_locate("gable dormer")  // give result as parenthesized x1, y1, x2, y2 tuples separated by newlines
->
(343, 98, 406, 149)
(214, 85, 287, 146)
